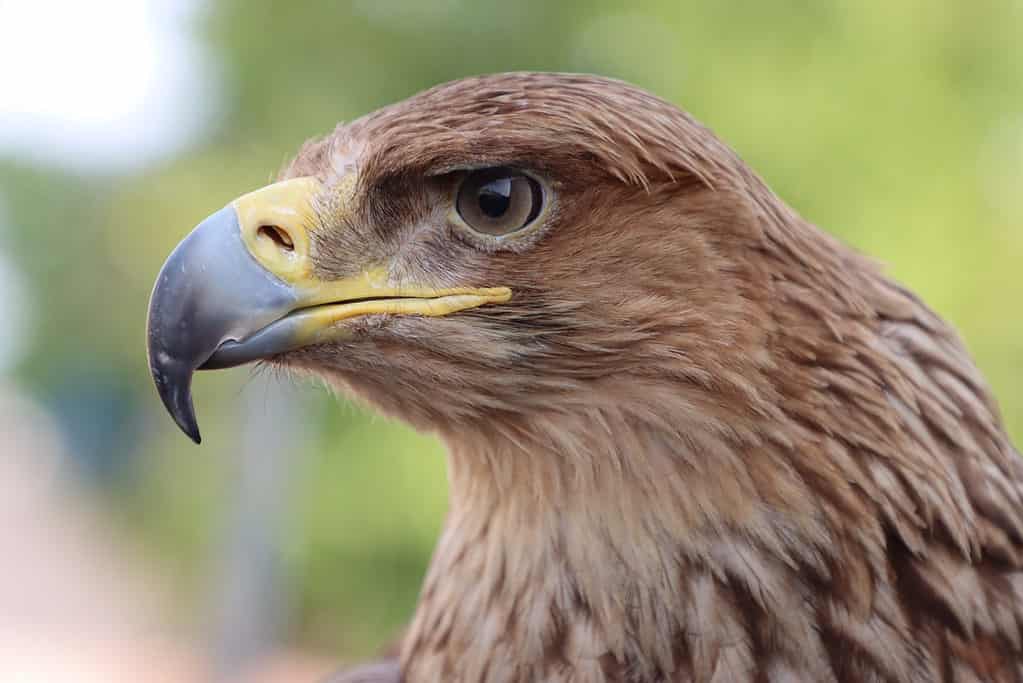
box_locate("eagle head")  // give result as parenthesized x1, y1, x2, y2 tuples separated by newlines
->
(148, 73, 779, 440)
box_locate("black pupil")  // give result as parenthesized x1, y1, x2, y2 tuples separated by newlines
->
(478, 178, 512, 219)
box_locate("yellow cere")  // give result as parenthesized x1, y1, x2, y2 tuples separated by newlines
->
(235, 176, 323, 284)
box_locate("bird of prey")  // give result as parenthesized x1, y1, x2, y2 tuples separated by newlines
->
(147, 73, 1023, 682)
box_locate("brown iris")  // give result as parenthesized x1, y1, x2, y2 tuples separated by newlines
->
(456, 168, 543, 236)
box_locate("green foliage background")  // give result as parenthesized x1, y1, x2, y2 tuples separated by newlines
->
(2, 0, 1020, 660)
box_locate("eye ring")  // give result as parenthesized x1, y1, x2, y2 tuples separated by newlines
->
(454, 167, 544, 237)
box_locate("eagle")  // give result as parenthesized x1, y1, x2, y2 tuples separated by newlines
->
(146, 73, 1023, 682)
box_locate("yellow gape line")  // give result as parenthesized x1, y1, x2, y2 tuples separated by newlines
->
(297, 290, 513, 346)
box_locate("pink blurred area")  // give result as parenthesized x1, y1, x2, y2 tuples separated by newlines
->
(0, 385, 334, 683)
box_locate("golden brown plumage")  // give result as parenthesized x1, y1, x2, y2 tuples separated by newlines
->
(171, 73, 1023, 681)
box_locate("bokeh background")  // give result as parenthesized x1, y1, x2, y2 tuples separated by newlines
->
(0, 0, 1020, 680)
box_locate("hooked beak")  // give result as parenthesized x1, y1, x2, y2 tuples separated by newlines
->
(146, 176, 511, 443)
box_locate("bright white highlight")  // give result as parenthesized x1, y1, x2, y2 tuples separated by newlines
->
(0, 0, 213, 171)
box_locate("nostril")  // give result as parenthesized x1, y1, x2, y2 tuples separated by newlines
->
(258, 224, 295, 252)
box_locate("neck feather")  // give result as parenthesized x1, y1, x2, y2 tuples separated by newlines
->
(400, 399, 839, 683)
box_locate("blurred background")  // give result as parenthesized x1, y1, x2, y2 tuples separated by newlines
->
(0, 0, 1020, 680)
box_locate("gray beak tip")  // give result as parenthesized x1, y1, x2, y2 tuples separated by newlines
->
(146, 204, 299, 444)
(149, 353, 203, 444)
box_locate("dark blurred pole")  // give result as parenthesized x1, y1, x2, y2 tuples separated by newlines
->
(210, 374, 305, 681)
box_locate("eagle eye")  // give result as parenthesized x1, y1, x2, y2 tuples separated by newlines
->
(456, 168, 543, 236)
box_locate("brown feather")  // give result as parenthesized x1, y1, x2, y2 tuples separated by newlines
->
(280, 73, 1023, 682)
